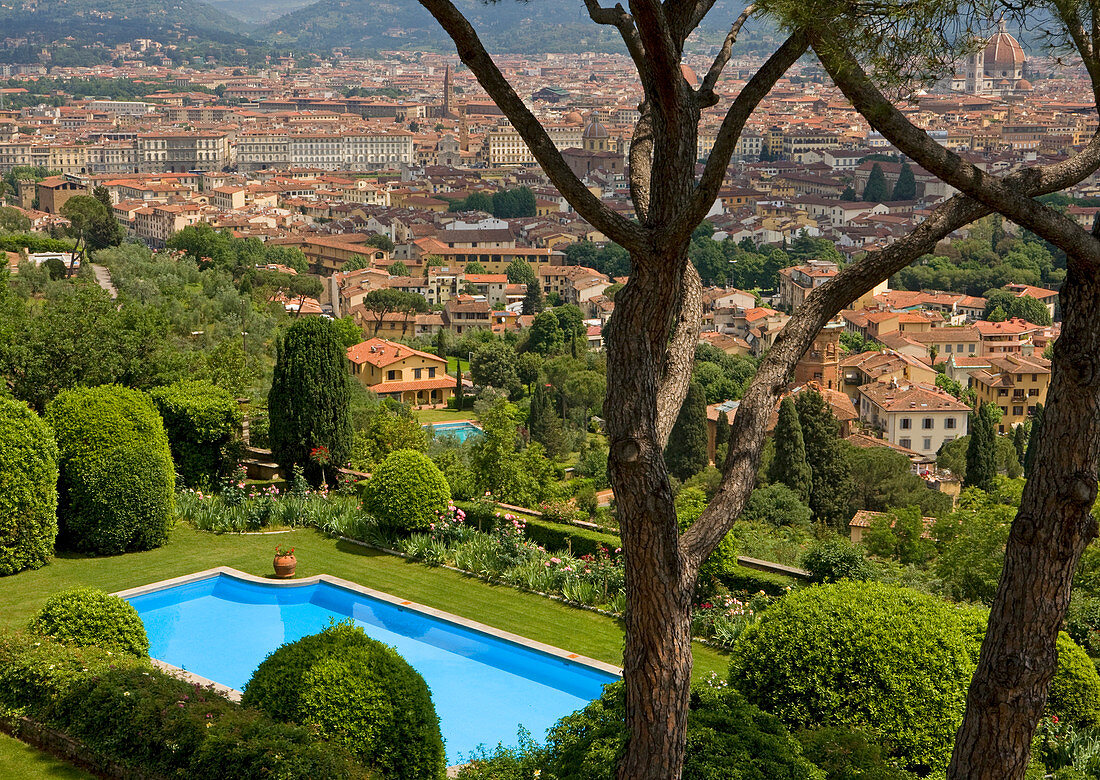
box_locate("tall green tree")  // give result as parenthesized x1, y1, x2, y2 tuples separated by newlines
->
(891, 162, 916, 200)
(268, 318, 352, 486)
(1013, 424, 1027, 465)
(767, 397, 812, 503)
(664, 381, 708, 481)
(862, 163, 890, 203)
(526, 309, 563, 354)
(795, 390, 853, 529)
(528, 381, 566, 457)
(1024, 403, 1044, 478)
(506, 258, 537, 287)
(964, 403, 999, 492)
(522, 281, 545, 315)
(714, 410, 731, 460)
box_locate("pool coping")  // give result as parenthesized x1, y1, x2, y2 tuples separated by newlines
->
(115, 564, 622, 689)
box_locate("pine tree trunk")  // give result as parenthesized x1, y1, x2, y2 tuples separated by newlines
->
(605, 259, 696, 780)
(948, 263, 1100, 778)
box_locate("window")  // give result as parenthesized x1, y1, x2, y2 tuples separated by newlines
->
(1028, 388, 1039, 397)
(922, 418, 934, 430)
(923, 438, 932, 451)
(900, 418, 911, 430)
(957, 344, 964, 352)
(998, 389, 1008, 397)
(1013, 406, 1024, 416)
(413, 368, 422, 379)
(899, 438, 912, 449)
(944, 344, 952, 353)
(428, 367, 436, 378)
(969, 344, 976, 353)
(1032, 374, 1038, 381)
(945, 417, 957, 429)
(386, 370, 397, 381)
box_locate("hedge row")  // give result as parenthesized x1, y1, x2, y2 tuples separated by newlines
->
(0, 234, 77, 254)
(451, 500, 620, 558)
(722, 564, 798, 597)
(150, 380, 242, 489)
(0, 397, 58, 576)
(0, 632, 362, 780)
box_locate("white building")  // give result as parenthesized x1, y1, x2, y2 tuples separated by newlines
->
(858, 382, 971, 457)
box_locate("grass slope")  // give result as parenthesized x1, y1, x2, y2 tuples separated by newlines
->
(0, 733, 93, 780)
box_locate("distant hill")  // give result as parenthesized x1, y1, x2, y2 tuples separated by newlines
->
(254, 0, 775, 54)
(0, 0, 252, 46)
(205, 0, 316, 25)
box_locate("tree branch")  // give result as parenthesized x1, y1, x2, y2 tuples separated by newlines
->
(677, 32, 808, 241)
(582, 0, 649, 78)
(629, 0, 689, 126)
(656, 262, 702, 446)
(697, 5, 755, 108)
(417, 0, 649, 253)
(812, 33, 1100, 271)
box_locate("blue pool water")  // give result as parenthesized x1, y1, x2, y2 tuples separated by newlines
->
(127, 574, 617, 764)
(426, 421, 482, 442)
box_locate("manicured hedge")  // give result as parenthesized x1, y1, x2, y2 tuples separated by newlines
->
(730, 581, 987, 774)
(722, 564, 799, 596)
(243, 622, 445, 780)
(150, 379, 242, 488)
(29, 587, 148, 656)
(523, 516, 620, 558)
(0, 397, 59, 575)
(1049, 631, 1100, 729)
(362, 449, 451, 533)
(46, 385, 175, 554)
(0, 632, 360, 780)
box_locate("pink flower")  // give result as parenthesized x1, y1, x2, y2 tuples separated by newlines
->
(550, 557, 561, 564)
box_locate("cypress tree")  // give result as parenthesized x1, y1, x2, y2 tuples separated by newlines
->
(664, 381, 708, 481)
(268, 318, 352, 486)
(794, 390, 853, 530)
(522, 281, 544, 315)
(839, 185, 857, 201)
(891, 162, 917, 200)
(715, 410, 731, 451)
(964, 403, 999, 491)
(1024, 403, 1044, 478)
(768, 397, 812, 503)
(527, 382, 565, 458)
(455, 361, 465, 410)
(1013, 423, 1027, 466)
(862, 163, 890, 203)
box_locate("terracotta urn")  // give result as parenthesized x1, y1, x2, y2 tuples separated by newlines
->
(273, 553, 297, 579)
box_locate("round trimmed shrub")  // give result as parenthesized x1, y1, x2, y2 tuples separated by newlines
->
(29, 587, 149, 656)
(0, 397, 59, 575)
(729, 581, 987, 774)
(542, 681, 823, 780)
(242, 622, 444, 780)
(46, 385, 175, 554)
(1048, 631, 1100, 729)
(363, 449, 451, 532)
(150, 380, 242, 488)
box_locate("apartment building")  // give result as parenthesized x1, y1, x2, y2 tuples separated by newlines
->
(969, 354, 1052, 432)
(858, 382, 971, 457)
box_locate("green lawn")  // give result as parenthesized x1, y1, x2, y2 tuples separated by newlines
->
(415, 408, 476, 424)
(446, 357, 470, 374)
(0, 525, 729, 681)
(0, 733, 93, 780)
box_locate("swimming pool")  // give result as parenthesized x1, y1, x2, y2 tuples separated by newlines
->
(426, 420, 483, 442)
(122, 569, 619, 765)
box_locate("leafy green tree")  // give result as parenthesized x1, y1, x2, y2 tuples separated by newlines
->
(767, 397, 812, 503)
(741, 483, 813, 529)
(964, 403, 999, 491)
(506, 258, 537, 287)
(795, 390, 854, 530)
(386, 260, 410, 276)
(800, 539, 874, 584)
(863, 506, 935, 565)
(891, 162, 916, 201)
(522, 281, 545, 315)
(361, 288, 428, 335)
(60, 195, 113, 258)
(862, 163, 890, 202)
(1008, 295, 1053, 326)
(343, 254, 371, 272)
(206, 340, 258, 399)
(664, 381, 708, 481)
(90, 186, 124, 249)
(845, 444, 953, 517)
(470, 398, 520, 495)
(527, 381, 566, 458)
(526, 310, 564, 355)
(465, 261, 486, 274)
(268, 318, 352, 486)
(515, 351, 542, 391)
(0, 206, 31, 232)
(330, 316, 363, 348)
(714, 410, 730, 457)
(470, 342, 522, 398)
(934, 489, 1015, 604)
(1013, 424, 1027, 465)
(262, 245, 308, 273)
(365, 233, 395, 252)
(986, 305, 1007, 323)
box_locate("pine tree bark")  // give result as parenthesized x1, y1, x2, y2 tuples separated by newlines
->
(948, 263, 1100, 778)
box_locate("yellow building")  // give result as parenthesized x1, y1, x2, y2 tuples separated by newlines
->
(346, 338, 455, 407)
(969, 354, 1052, 433)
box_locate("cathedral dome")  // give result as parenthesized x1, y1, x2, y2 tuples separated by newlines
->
(984, 20, 1025, 69)
(1016, 78, 1033, 91)
(582, 118, 610, 139)
(563, 110, 584, 124)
